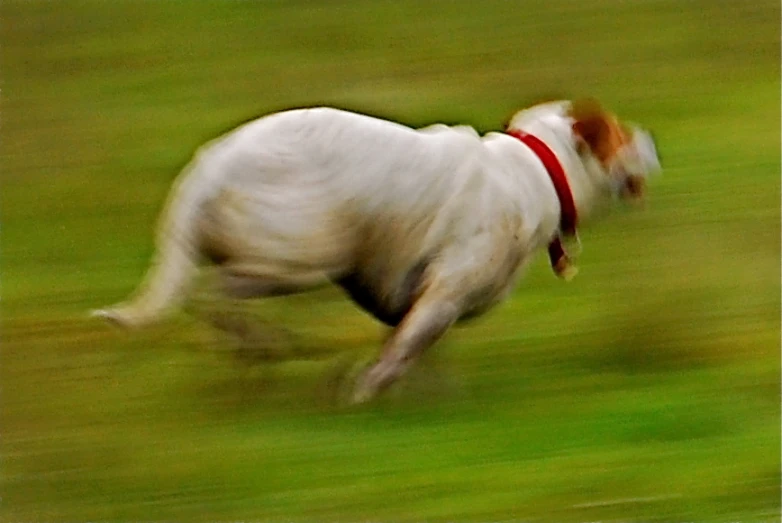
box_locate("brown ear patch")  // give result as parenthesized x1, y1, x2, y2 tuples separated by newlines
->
(569, 98, 626, 164)
(569, 98, 605, 122)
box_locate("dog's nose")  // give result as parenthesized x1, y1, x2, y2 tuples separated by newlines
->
(622, 175, 645, 202)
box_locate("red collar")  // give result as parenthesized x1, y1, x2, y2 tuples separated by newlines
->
(506, 129, 577, 235)
(506, 128, 579, 280)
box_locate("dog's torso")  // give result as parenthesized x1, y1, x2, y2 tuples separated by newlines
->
(187, 107, 564, 323)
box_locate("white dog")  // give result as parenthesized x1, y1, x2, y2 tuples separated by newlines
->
(94, 99, 660, 403)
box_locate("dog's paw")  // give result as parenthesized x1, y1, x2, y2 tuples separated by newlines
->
(349, 382, 377, 406)
(317, 355, 376, 408)
(349, 360, 399, 405)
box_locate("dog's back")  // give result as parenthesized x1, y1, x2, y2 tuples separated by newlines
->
(207, 107, 488, 213)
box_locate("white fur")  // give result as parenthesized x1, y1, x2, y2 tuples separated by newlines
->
(94, 101, 653, 328)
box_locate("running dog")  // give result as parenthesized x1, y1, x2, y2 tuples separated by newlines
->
(93, 99, 661, 403)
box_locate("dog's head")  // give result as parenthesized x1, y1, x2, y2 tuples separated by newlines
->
(568, 99, 661, 202)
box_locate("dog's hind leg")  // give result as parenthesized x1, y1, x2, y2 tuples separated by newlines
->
(350, 287, 461, 404)
(188, 267, 331, 364)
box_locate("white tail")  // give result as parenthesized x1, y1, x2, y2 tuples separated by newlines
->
(91, 228, 199, 328)
(93, 150, 221, 328)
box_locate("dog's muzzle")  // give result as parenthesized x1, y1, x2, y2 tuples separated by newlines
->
(611, 127, 661, 201)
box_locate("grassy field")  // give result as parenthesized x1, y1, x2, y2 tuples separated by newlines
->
(2, 1, 780, 521)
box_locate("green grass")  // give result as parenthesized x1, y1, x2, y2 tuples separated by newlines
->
(2, 1, 779, 521)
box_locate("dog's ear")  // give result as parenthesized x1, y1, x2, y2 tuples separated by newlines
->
(570, 98, 611, 152)
(570, 98, 626, 164)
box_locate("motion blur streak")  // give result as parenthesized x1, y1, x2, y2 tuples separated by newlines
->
(1, 1, 779, 521)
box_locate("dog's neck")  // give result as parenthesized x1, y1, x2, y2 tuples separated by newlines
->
(505, 128, 578, 236)
(504, 102, 615, 279)
(506, 104, 604, 223)
(504, 124, 584, 279)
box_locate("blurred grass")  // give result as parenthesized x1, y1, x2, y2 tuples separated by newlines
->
(1, 0, 780, 521)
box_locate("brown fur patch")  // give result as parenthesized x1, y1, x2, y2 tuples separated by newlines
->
(569, 99, 631, 167)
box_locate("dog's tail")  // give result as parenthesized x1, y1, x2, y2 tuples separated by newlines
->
(92, 149, 220, 329)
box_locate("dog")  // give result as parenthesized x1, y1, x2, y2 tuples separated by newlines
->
(93, 99, 661, 404)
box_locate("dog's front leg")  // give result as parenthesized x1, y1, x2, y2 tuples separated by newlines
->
(351, 292, 460, 404)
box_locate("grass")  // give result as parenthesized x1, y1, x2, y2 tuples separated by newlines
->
(2, 0, 780, 521)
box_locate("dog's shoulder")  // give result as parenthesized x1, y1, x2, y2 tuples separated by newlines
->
(416, 123, 480, 138)
(415, 123, 486, 162)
